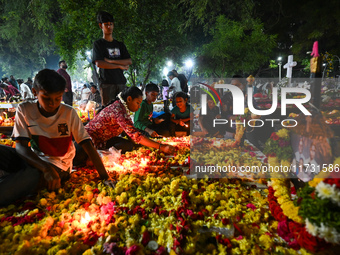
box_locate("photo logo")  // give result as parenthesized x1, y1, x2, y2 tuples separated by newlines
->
(201, 85, 312, 116)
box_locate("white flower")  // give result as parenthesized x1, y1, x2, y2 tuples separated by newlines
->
(305, 218, 318, 237)
(318, 223, 340, 244)
(316, 182, 336, 200)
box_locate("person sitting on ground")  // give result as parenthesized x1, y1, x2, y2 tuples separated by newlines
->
(73, 86, 175, 165)
(198, 96, 221, 137)
(88, 84, 102, 108)
(0, 81, 21, 100)
(18, 79, 34, 100)
(0, 69, 113, 206)
(169, 92, 193, 136)
(81, 84, 91, 101)
(9, 75, 20, 90)
(134, 82, 171, 137)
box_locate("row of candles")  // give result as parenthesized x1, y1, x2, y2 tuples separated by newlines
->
(77, 109, 96, 120)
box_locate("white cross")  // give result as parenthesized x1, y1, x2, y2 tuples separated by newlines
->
(283, 55, 297, 78)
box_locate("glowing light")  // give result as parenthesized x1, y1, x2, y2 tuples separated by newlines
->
(80, 212, 91, 225)
(140, 158, 148, 167)
(167, 60, 173, 67)
(163, 67, 169, 76)
(185, 59, 194, 68)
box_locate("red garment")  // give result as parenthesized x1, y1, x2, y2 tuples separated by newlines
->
(85, 100, 143, 149)
(57, 68, 72, 92)
(4, 84, 19, 96)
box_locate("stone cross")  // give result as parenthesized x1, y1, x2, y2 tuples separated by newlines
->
(283, 55, 297, 78)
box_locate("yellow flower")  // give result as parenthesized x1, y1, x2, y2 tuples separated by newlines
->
(277, 128, 290, 139)
(259, 234, 273, 250)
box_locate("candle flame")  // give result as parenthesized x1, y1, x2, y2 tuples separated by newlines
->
(80, 212, 91, 225)
(140, 158, 148, 167)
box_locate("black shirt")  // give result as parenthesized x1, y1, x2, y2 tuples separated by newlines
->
(92, 38, 131, 84)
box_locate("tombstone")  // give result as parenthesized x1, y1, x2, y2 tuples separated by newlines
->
(283, 55, 297, 86)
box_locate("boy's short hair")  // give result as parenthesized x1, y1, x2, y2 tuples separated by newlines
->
(33, 69, 66, 93)
(145, 82, 159, 93)
(97, 11, 114, 23)
(59, 60, 66, 66)
(90, 84, 97, 89)
(175, 91, 188, 100)
(167, 71, 175, 77)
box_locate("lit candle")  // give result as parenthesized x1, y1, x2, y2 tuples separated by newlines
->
(88, 110, 90, 120)
(3, 112, 7, 119)
(79, 110, 83, 117)
(80, 212, 91, 226)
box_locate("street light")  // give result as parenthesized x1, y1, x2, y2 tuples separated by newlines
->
(184, 59, 194, 81)
(185, 59, 193, 68)
(167, 60, 173, 67)
(278, 57, 282, 81)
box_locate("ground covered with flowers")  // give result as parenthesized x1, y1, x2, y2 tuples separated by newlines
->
(0, 136, 337, 255)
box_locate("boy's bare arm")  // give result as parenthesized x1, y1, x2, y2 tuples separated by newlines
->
(15, 140, 61, 190)
(81, 140, 110, 180)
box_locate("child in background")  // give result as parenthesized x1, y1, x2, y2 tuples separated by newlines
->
(198, 96, 221, 137)
(169, 92, 193, 136)
(73, 86, 174, 166)
(134, 82, 170, 137)
(0, 69, 113, 206)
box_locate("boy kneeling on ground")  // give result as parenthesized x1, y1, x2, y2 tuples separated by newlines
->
(0, 69, 114, 206)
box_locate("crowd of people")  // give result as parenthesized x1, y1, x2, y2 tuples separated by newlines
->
(0, 10, 268, 207)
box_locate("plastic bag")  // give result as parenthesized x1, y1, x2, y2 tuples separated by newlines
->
(99, 146, 121, 167)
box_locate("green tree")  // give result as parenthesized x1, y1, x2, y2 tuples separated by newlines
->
(0, 0, 58, 78)
(54, 0, 189, 85)
(196, 16, 276, 77)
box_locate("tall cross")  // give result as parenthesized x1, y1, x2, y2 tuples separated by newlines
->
(283, 55, 297, 79)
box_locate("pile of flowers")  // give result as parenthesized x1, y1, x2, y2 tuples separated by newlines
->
(265, 129, 339, 253)
(1, 167, 310, 255)
(0, 133, 15, 147)
(263, 129, 293, 163)
(298, 161, 340, 246)
(0, 116, 15, 127)
(0, 135, 319, 254)
(190, 137, 266, 180)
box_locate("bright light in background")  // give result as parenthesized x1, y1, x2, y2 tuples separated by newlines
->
(167, 60, 173, 67)
(86, 50, 91, 57)
(185, 59, 193, 68)
(163, 67, 169, 76)
(277, 56, 282, 61)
